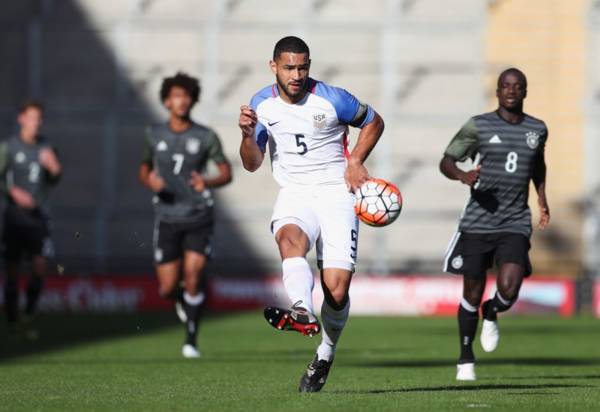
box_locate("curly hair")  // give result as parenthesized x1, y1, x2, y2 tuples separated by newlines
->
(160, 72, 201, 104)
(19, 98, 44, 114)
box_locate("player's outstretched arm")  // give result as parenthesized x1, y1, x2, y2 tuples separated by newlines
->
(532, 148, 550, 230)
(439, 155, 481, 186)
(238, 105, 264, 172)
(345, 111, 385, 191)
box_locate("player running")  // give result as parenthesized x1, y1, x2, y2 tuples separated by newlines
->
(238, 36, 384, 392)
(1, 100, 62, 338)
(139, 72, 232, 358)
(440, 68, 550, 381)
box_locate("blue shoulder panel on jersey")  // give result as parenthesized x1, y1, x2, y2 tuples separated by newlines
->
(312, 80, 374, 128)
(249, 85, 274, 151)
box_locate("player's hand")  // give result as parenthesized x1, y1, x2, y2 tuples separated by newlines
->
(39, 147, 61, 176)
(147, 170, 166, 192)
(189, 171, 206, 192)
(345, 158, 369, 192)
(460, 165, 481, 187)
(10, 186, 35, 209)
(239, 105, 257, 138)
(538, 201, 550, 230)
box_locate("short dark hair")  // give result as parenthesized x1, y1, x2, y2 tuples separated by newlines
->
(497, 67, 527, 89)
(19, 99, 44, 114)
(273, 36, 310, 60)
(160, 72, 201, 104)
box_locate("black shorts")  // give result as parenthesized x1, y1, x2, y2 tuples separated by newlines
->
(443, 232, 531, 278)
(153, 219, 213, 264)
(3, 204, 54, 262)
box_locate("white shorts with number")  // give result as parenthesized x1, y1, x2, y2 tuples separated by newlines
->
(271, 184, 359, 272)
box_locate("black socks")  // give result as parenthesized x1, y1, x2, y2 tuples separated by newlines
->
(458, 302, 479, 363)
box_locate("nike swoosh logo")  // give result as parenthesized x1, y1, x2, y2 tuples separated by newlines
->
(268, 121, 280, 126)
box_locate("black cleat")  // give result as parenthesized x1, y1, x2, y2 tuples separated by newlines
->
(298, 355, 333, 393)
(264, 306, 321, 336)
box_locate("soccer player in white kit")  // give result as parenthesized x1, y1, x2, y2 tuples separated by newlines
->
(238, 36, 385, 392)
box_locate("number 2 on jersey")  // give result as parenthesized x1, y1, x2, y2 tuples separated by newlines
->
(172, 154, 184, 174)
(505, 151, 518, 173)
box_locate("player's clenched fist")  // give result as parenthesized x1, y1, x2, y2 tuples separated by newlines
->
(39, 147, 61, 176)
(147, 170, 166, 193)
(459, 165, 481, 187)
(239, 105, 257, 138)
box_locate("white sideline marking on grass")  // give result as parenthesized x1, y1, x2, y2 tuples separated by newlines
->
(466, 404, 490, 409)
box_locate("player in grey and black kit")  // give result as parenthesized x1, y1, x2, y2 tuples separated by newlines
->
(1, 100, 62, 337)
(440, 68, 550, 381)
(139, 73, 232, 358)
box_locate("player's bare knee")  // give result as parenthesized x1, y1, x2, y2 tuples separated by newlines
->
(323, 280, 349, 309)
(463, 280, 485, 306)
(183, 272, 200, 295)
(158, 284, 176, 298)
(277, 236, 305, 258)
(463, 292, 483, 308)
(158, 278, 179, 298)
(497, 284, 519, 302)
(325, 289, 348, 310)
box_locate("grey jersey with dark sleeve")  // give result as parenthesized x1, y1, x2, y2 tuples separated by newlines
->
(1, 135, 61, 214)
(444, 111, 548, 238)
(141, 122, 227, 224)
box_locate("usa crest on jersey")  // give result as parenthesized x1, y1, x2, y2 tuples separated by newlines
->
(313, 113, 326, 129)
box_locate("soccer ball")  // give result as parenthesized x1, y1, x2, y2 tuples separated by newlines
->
(354, 178, 402, 227)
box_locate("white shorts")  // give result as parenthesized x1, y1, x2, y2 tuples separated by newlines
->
(271, 184, 359, 272)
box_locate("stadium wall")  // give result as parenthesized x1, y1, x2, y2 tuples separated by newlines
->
(0, 1, 592, 278)
(485, 0, 587, 275)
(0, 274, 576, 316)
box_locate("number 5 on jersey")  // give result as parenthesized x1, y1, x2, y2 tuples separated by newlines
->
(295, 134, 308, 155)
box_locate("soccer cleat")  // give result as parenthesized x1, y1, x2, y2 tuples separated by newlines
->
(456, 363, 476, 381)
(263, 306, 321, 337)
(299, 355, 334, 392)
(480, 319, 500, 352)
(175, 301, 188, 323)
(182, 344, 201, 359)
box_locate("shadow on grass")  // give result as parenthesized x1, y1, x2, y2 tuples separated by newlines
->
(481, 374, 600, 380)
(330, 383, 595, 395)
(0, 313, 180, 362)
(345, 357, 600, 368)
(411, 324, 600, 337)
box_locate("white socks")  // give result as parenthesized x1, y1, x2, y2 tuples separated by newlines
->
(282, 257, 315, 313)
(317, 299, 350, 362)
(183, 291, 205, 306)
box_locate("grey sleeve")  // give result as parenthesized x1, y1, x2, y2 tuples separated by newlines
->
(0, 143, 8, 193)
(444, 118, 479, 161)
(141, 127, 154, 167)
(206, 130, 227, 164)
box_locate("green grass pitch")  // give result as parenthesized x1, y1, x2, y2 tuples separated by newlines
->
(0, 312, 598, 411)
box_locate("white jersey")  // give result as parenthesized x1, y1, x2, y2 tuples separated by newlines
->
(250, 78, 374, 187)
